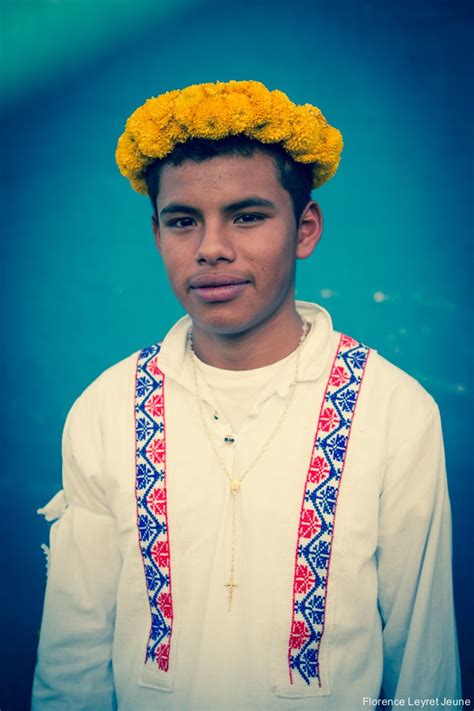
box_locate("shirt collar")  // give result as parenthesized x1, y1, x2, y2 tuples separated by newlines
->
(156, 300, 334, 399)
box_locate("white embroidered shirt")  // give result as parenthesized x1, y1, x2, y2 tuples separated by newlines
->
(32, 301, 461, 710)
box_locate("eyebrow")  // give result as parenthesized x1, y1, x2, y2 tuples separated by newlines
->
(159, 196, 277, 219)
(224, 197, 277, 212)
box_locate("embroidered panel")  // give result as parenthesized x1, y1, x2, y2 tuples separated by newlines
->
(135, 343, 174, 672)
(288, 334, 370, 686)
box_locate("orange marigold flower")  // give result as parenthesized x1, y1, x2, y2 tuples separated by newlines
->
(115, 80, 343, 194)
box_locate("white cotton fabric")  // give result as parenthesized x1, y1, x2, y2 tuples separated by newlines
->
(194, 341, 300, 432)
(32, 301, 462, 711)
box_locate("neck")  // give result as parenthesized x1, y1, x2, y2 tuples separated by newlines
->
(190, 301, 305, 370)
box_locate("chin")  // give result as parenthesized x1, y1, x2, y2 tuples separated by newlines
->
(190, 306, 255, 336)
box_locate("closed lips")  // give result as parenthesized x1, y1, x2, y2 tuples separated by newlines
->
(189, 276, 250, 288)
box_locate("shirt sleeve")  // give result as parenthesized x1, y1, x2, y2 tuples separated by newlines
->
(377, 398, 462, 701)
(32, 384, 122, 711)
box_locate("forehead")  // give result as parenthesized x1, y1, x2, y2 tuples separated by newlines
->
(156, 152, 287, 207)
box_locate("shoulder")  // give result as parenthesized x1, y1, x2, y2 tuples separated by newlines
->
(366, 347, 438, 422)
(335, 331, 440, 451)
(336, 329, 437, 414)
(66, 344, 160, 427)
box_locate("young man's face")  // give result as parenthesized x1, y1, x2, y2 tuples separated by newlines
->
(152, 152, 321, 337)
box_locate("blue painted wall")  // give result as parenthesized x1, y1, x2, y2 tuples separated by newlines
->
(2, 1, 472, 708)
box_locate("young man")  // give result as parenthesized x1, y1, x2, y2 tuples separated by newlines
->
(32, 80, 461, 710)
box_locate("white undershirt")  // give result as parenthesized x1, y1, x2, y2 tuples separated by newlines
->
(194, 348, 298, 433)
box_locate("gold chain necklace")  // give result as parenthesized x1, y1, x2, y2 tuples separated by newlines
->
(188, 319, 309, 611)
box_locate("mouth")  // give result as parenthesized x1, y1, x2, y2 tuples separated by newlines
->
(189, 274, 251, 303)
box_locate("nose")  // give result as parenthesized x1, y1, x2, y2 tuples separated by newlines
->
(195, 220, 236, 265)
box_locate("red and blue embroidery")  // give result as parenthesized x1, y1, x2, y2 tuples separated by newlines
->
(134, 333, 368, 680)
(135, 344, 173, 672)
(288, 334, 370, 685)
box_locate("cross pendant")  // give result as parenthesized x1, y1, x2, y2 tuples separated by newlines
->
(224, 577, 238, 612)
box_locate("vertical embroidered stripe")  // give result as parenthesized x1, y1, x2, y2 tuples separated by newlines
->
(288, 334, 370, 685)
(135, 344, 173, 672)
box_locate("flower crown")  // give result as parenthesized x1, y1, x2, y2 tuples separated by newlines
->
(116, 80, 343, 195)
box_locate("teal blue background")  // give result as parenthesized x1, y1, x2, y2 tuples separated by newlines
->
(2, 0, 472, 708)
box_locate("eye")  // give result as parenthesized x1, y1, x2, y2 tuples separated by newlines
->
(167, 217, 196, 228)
(234, 213, 266, 224)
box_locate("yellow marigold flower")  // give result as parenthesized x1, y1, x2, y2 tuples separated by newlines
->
(115, 80, 343, 194)
(283, 105, 320, 156)
(189, 96, 232, 139)
(130, 175, 148, 195)
(127, 93, 186, 159)
(247, 89, 294, 143)
(115, 133, 145, 178)
(226, 93, 254, 133)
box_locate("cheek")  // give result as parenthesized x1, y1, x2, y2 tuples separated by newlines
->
(251, 239, 295, 283)
(160, 244, 188, 283)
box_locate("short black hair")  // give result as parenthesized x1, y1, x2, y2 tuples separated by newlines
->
(144, 135, 313, 224)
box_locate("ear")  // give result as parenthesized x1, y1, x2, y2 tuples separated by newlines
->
(152, 214, 162, 254)
(296, 201, 323, 260)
